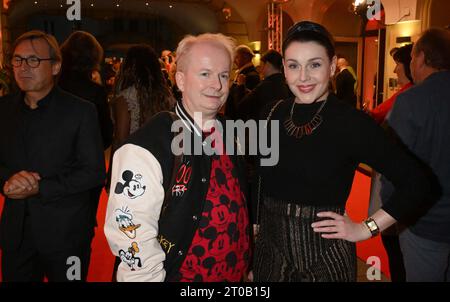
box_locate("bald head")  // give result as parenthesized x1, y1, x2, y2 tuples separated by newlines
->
(175, 33, 235, 73)
(337, 58, 349, 71)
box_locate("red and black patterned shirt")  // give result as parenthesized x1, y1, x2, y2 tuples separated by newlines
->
(177, 131, 250, 282)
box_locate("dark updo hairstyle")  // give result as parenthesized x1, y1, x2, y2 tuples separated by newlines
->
(282, 21, 335, 61)
(392, 43, 414, 83)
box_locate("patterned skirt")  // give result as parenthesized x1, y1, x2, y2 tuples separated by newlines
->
(253, 196, 356, 282)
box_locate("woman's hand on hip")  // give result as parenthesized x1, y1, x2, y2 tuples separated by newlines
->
(311, 211, 372, 242)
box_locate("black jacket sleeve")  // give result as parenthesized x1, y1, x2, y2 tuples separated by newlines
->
(349, 111, 430, 222)
(39, 103, 106, 202)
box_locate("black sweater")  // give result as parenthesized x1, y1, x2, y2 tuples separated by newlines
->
(259, 94, 429, 222)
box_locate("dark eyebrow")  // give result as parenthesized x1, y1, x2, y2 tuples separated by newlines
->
(285, 57, 324, 64)
(308, 57, 324, 61)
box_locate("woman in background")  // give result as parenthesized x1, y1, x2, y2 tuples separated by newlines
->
(369, 44, 414, 124)
(111, 44, 175, 152)
(109, 44, 175, 281)
(367, 43, 414, 282)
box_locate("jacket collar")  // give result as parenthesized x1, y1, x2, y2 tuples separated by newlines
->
(19, 86, 57, 111)
(174, 101, 245, 156)
(175, 101, 203, 137)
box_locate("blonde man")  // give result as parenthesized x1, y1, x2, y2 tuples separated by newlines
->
(105, 33, 251, 282)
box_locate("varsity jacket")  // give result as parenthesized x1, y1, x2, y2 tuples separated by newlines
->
(104, 102, 248, 281)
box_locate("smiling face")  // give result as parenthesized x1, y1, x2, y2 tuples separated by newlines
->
(283, 41, 336, 104)
(176, 41, 231, 119)
(123, 180, 146, 199)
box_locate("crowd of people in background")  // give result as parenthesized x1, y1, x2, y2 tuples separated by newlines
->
(0, 22, 449, 282)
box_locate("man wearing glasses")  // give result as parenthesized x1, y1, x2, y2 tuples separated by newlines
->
(0, 30, 105, 281)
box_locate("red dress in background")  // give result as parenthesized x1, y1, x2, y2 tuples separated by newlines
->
(370, 82, 413, 124)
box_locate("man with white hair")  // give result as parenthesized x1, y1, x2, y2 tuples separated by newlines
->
(225, 44, 260, 119)
(335, 56, 357, 108)
(105, 33, 250, 282)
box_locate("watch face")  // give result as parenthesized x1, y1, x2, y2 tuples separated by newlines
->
(365, 219, 379, 236)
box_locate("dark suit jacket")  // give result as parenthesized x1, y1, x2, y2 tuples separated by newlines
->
(225, 65, 260, 119)
(336, 69, 357, 108)
(238, 73, 291, 121)
(59, 72, 113, 150)
(0, 87, 106, 253)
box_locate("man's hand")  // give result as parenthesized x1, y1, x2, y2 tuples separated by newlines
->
(3, 171, 41, 199)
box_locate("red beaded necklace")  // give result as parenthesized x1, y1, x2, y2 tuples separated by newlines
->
(284, 99, 327, 139)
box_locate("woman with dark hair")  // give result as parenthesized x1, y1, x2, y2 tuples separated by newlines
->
(111, 44, 175, 150)
(252, 21, 429, 282)
(369, 44, 414, 124)
(59, 31, 113, 150)
(108, 45, 175, 281)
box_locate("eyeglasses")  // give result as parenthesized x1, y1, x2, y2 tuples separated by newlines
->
(11, 55, 53, 68)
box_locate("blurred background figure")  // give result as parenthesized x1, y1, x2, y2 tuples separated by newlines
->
(108, 44, 176, 280)
(111, 44, 175, 153)
(111, 57, 121, 74)
(103, 63, 118, 99)
(237, 49, 292, 225)
(381, 28, 450, 281)
(59, 31, 114, 238)
(160, 50, 180, 101)
(367, 43, 414, 283)
(368, 45, 414, 124)
(160, 49, 174, 74)
(59, 30, 113, 150)
(0, 62, 11, 96)
(335, 56, 357, 108)
(225, 44, 260, 119)
(238, 49, 291, 121)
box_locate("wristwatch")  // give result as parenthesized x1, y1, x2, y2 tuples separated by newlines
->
(363, 218, 380, 237)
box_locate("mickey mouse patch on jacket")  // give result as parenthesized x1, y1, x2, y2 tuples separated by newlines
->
(115, 170, 146, 199)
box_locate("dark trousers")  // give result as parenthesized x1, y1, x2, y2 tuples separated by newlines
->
(399, 228, 450, 282)
(1, 217, 92, 282)
(381, 234, 406, 282)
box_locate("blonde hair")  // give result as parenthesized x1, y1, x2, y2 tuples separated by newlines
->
(175, 33, 236, 72)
